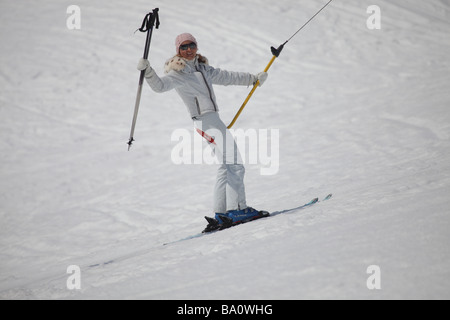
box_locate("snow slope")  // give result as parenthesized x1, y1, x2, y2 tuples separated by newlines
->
(1, 0, 450, 299)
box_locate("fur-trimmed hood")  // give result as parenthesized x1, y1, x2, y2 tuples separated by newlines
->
(164, 54, 209, 73)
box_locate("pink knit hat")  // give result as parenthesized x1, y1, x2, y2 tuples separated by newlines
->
(175, 33, 198, 53)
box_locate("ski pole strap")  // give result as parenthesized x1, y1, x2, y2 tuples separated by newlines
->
(137, 8, 160, 33)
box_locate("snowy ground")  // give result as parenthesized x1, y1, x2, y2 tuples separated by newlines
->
(1, 0, 450, 300)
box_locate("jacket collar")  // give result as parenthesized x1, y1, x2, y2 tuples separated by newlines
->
(164, 54, 208, 74)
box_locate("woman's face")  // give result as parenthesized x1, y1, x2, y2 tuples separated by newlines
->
(179, 40, 198, 60)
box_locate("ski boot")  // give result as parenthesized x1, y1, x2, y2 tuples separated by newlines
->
(202, 208, 269, 233)
(227, 207, 270, 224)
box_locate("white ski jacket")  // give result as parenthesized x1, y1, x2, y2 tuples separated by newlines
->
(144, 54, 257, 119)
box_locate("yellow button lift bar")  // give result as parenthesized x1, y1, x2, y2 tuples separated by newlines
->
(227, 0, 334, 129)
(227, 44, 284, 129)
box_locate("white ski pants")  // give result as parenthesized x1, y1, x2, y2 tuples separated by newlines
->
(193, 112, 247, 213)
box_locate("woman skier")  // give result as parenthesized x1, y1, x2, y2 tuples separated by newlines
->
(137, 33, 269, 232)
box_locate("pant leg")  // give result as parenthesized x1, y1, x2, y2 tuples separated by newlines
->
(194, 112, 247, 212)
(214, 164, 227, 214)
(226, 164, 247, 211)
(195, 112, 243, 165)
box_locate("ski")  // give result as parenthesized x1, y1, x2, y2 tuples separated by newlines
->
(163, 194, 332, 246)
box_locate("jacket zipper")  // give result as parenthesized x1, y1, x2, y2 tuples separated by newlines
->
(196, 66, 218, 112)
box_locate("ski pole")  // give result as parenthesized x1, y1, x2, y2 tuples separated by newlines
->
(227, 0, 334, 129)
(127, 8, 160, 151)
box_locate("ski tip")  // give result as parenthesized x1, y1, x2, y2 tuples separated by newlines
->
(304, 198, 319, 206)
(323, 194, 333, 201)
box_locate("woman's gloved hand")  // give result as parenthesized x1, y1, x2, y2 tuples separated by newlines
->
(137, 58, 153, 77)
(254, 72, 268, 87)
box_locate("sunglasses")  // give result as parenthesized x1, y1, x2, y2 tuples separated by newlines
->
(179, 43, 197, 51)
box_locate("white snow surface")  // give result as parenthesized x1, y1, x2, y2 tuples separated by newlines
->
(1, 0, 450, 299)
